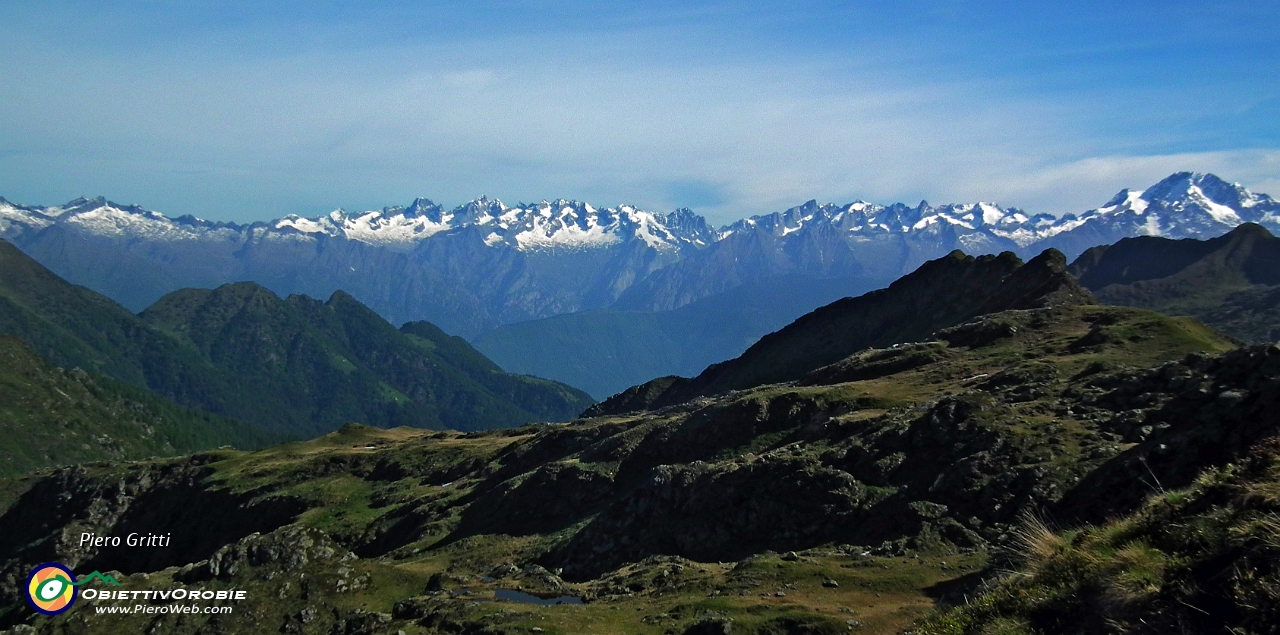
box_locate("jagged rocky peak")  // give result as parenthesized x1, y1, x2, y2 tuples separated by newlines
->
(266, 195, 722, 252)
(403, 196, 444, 219)
(451, 195, 506, 224)
(657, 207, 716, 244)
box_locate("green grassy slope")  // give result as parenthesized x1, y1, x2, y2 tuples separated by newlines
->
(0, 238, 592, 437)
(0, 336, 280, 478)
(1, 304, 1256, 635)
(139, 283, 593, 433)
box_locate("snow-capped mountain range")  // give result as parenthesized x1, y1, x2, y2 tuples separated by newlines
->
(0, 195, 715, 253)
(1, 172, 1276, 338)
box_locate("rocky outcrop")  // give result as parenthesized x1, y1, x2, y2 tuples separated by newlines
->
(176, 526, 353, 582)
(0, 458, 304, 610)
(547, 457, 889, 578)
(1058, 342, 1280, 522)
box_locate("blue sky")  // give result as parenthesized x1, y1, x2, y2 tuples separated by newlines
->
(1, 1, 1277, 225)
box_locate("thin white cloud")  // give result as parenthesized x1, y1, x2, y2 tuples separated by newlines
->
(964, 150, 1280, 215)
(0, 12, 1275, 225)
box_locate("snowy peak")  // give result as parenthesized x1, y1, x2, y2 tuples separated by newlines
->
(717, 197, 1047, 249)
(0, 197, 57, 238)
(483, 199, 713, 252)
(0, 193, 711, 253)
(2, 172, 1276, 260)
(1136, 172, 1269, 217)
(259, 196, 717, 252)
(700, 172, 1278, 257)
(1064, 172, 1278, 240)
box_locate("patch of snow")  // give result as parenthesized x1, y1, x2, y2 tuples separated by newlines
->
(1188, 186, 1242, 225)
(1140, 214, 1162, 236)
(65, 205, 222, 241)
(991, 227, 1040, 247)
(978, 203, 1004, 225)
(0, 201, 53, 233)
(1038, 216, 1089, 238)
(912, 216, 938, 230)
(1127, 196, 1149, 216)
(632, 211, 674, 249)
(940, 216, 975, 230)
(276, 216, 328, 234)
(514, 213, 622, 251)
(340, 209, 453, 246)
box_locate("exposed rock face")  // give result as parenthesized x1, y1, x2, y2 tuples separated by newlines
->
(454, 462, 616, 536)
(177, 526, 351, 582)
(0, 458, 303, 609)
(546, 457, 886, 578)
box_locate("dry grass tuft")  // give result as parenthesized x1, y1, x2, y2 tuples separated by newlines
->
(1261, 514, 1280, 549)
(1009, 513, 1067, 571)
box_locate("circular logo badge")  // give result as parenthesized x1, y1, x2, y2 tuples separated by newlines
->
(26, 563, 77, 616)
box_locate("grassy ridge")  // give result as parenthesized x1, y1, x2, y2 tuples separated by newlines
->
(590, 248, 1094, 415)
(138, 283, 594, 434)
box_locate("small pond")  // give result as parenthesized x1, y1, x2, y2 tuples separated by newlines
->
(495, 589, 583, 605)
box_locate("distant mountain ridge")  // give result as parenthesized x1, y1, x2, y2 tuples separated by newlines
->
(1069, 222, 1280, 344)
(473, 274, 876, 399)
(0, 196, 714, 337)
(2, 172, 1274, 339)
(0, 239, 592, 438)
